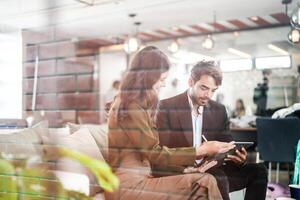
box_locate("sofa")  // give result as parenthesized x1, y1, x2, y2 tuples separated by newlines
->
(0, 121, 245, 200)
(0, 120, 109, 199)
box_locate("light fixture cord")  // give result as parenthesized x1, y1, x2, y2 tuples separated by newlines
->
(134, 22, 141, 37)
(128, 13, 137, 36)
(213, 11, 216, 26)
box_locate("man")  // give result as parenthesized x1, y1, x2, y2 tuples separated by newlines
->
(157, 61, 268, 200)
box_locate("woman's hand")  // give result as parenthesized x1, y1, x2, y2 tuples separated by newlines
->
(198, 160, 218, 173)
(183, 160, 218, 173)
(196, 141, 235, 157)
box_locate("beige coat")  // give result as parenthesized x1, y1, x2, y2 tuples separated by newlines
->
(107, 98, 222, 200)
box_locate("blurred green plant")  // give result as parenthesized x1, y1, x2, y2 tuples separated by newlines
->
(0, 146, 119, 200)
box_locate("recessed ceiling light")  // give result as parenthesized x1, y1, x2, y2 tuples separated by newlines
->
(228, 48, 251, 58)
(75, 0, 95, 6)
(268, 44, 289, 55)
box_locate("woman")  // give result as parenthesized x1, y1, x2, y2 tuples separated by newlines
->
(232, 99, 246, 118)
(107, 46, 234, 200)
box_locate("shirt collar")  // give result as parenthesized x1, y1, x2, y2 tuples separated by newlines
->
(187, 90, 203, 115)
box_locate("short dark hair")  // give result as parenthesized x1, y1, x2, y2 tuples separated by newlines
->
(190, 61, 222, 86)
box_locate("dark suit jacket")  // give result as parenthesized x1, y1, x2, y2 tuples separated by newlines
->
(157, 91, 233, 148)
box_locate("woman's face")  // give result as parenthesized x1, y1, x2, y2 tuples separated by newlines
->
(236, 101, 242, 109)
(152, 71, 168, 95)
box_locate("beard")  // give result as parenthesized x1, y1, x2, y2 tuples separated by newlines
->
(189, 90, 209, 106)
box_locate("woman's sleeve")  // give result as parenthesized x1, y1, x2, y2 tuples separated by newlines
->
(122, 106, 196, 169)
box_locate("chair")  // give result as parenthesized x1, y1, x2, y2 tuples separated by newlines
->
(256, 117, 300, 182)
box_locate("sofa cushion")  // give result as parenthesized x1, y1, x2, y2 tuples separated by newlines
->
(49, 127, 70, 137)
(0, 121, 48, 159)
(0, 128, 25, 134)
(67, 123, 108, 161)
(51, 127, 105, 186)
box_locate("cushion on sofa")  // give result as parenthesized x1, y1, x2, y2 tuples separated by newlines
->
(0, 128, 25, 134)
(49, 127, 70, 137)
(49, 127, 105, 186)
(0, 121, 48, 159)
(67, 123, 108, 160)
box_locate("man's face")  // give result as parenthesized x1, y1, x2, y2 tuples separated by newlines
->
(189, 75, 218, 106)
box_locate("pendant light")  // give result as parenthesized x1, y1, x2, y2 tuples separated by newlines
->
(168, 39, 180, 53)
(202, 11, 216, 50)
(124, 14, 141, 54)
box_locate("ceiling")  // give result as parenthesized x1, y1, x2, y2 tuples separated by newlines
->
(0, 0, 299, 59)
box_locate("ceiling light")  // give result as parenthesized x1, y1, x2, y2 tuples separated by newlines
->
(250, 16, 259, 21)
(291, 4, 300, 29)
(228, 48, 251, 58)
(202, 35, 214, 50)
(233, 31, 240, 37)
(74, 0, 95, 6)
(202, 11, 216, 50)
(172, 50, 214, 64)
(168, 39, 180, 53)
(220, 59, 253, 72)
(255, 56, 291, 69)
(288, 29, 300, 44)
(268, 44, 289, 55)
(123, 14, 141, 54)
(124, 37, 141, 53)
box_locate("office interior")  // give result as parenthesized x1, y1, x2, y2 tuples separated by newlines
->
(1, 0, 300, 199)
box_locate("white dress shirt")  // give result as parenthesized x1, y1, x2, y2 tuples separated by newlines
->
(187, 92, 204, 166)
(187, 93, 204, 147)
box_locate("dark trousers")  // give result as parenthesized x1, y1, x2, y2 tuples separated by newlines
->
(207, 162, 268, 200)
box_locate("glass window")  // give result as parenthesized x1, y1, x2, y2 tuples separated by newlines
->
(255, 56, 291, 70)
(219, 59, 253, 72)
(0, 28, 22, 119)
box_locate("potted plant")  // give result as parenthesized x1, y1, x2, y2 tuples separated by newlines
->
(0, 146, 119, 200)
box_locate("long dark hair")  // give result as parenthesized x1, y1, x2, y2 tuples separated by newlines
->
(236, 98, 245, 112)
(118, 46, 170, 121)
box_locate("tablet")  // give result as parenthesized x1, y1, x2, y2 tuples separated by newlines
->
(195, 142, 254, 168)
(233, 141, 254, 150)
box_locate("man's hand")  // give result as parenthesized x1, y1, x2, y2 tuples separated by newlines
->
(226, 147, 247, 165)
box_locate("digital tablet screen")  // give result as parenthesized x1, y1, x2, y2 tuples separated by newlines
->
(233, 141, 254, 150)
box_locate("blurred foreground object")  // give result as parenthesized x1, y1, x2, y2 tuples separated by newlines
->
(0, 146, 119, 199)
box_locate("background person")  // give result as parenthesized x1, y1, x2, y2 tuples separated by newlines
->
(104, 80, 121, 105)
(231, 99, 246, 118)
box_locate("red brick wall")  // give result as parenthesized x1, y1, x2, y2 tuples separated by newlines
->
(23, 27, 103, 127)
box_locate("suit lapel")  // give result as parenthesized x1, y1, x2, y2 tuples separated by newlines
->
(176, 91, 193, 146)
(202, 101, 213, 139)
(178, 97, 214, 143)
